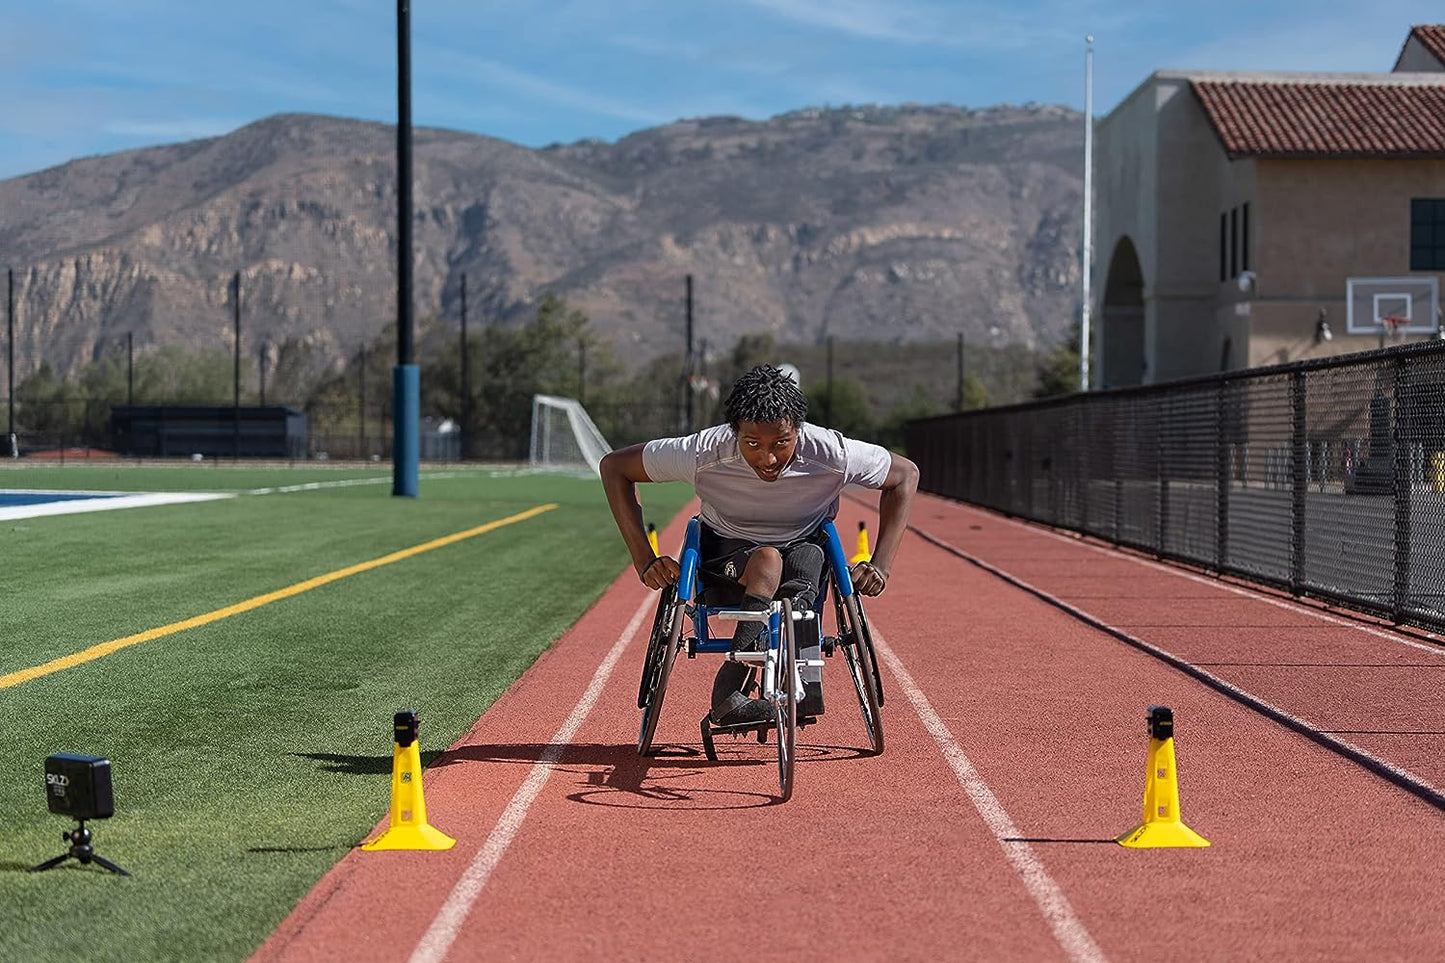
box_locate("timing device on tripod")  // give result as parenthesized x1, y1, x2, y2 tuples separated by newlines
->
(28, 753, 130, 877)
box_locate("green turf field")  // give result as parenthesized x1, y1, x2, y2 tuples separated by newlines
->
(0, 465, 691, 962)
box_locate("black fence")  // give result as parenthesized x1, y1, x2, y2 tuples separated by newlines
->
(906, 340, 1445, 632)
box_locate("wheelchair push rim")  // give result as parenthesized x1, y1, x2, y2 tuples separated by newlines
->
(835, 591, 885, 755)
(637, 585, 683, 756)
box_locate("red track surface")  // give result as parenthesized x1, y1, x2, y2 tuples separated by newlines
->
(252, 494, 1445, 963)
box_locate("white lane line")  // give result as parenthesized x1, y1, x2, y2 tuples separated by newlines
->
(409, 591, 655, 963)
(1014, 517, 1445, 657)
(871, 629, 1109, 963)
(908, 527, 1445, 808)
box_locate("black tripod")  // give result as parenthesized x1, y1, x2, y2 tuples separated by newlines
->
(28, 820, 130, 876)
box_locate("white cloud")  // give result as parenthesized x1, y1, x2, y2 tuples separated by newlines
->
(421, 47, 671, 125)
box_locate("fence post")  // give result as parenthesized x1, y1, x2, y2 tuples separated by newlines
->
(1392, 357, 1412, 622)
(1157, 398, 1168, 557)
(1290, 370, 1307, 594)
(1215, 382, 1229, 572)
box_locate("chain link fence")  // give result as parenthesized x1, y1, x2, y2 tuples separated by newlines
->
(906, 339, 1445, 632)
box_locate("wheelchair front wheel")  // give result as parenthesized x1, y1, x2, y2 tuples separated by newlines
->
(637, 586, 683, 756)
(837, 593, 884, 755)
(774, 599, 798, 801)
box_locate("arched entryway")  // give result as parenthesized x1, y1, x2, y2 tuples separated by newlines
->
(1100, 237, 1146, 387)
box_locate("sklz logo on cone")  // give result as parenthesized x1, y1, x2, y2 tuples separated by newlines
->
(362, 709, 456, 851)
(1117, 705, 1210, 848)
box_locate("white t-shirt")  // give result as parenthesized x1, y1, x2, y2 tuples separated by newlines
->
(642, 423, 893, 542)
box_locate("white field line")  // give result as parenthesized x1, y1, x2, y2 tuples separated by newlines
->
(408, 591, 654, 963)
(1012, 517, 1445, 657)
(871, 629, 1109, 963)
(0, 491, 233, 521)
(245, 471, 471, 495)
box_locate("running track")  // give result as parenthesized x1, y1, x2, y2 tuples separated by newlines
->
(252, 493, 1445, 962)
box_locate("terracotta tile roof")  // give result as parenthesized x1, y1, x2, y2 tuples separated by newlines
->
(1400, 25, 1445, 67)
(1190, 80, 1445, 158)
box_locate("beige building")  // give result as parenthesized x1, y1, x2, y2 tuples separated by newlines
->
(1092, 24, 1445, 387)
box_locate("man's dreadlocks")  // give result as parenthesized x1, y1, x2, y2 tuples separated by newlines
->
(724, 365, 808, 431)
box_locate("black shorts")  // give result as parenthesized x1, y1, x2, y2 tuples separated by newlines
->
(698, 522, 827, 605)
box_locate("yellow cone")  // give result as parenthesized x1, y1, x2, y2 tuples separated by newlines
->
(647, 522, 660, 556)
(362, 710, 456, 851)
(1117, 706, 1209, 848)
(850, 521, 871, 564)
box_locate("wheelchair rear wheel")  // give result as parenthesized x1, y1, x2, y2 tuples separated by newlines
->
(774, 599, 798, 801)
(836, 593, 884, 754)
(637, 585, 683, 756)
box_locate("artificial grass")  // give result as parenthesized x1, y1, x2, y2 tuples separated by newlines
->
(0, 467, 691, 962)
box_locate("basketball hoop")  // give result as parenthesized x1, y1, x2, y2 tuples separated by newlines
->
(1380, 315, 1407, 339)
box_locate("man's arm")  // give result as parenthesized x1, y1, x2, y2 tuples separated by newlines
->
(851, 452, 920, 596)
(599, 444, 681, 590)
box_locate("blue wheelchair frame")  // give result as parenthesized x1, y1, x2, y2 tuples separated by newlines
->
(636, 516, 885, 800)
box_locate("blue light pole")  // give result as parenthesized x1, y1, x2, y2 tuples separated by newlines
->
(393, 0, 419, 496)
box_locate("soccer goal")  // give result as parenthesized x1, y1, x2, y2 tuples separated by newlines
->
(529, 395, 613, 476)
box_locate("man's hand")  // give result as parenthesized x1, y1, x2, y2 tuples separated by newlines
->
(638, 555, 680, 590)
(850, 561, 887, 597)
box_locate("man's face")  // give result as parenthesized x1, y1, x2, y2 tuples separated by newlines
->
(736, 419, 798, 482)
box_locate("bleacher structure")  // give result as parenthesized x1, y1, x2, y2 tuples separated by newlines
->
(529, 395, 612, 476)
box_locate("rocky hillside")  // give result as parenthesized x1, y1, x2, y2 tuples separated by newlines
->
(0, 105, 1083, 379)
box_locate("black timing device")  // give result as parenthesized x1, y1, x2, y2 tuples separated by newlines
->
(29, 753, 130, 876)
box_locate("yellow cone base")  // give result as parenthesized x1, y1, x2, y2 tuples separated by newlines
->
(1116, 820, 1210, 848)
(362, 822, 456, 851)
(361, 737, 456, 852)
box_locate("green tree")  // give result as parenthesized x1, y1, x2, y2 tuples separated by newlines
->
(958, 372, 989, 411)
(808, 376, 875, 438)
(1033, 323, 1085, 399)
(878, 385, 942, 450)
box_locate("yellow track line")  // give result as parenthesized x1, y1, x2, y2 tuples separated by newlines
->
(1, 503, 558, 690)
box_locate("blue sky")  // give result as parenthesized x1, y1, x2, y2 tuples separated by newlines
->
(1, 0, 1440, 179)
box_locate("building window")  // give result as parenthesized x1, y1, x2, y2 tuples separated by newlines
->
(1241, 203, 1250, 271)
(1411, 198, 1445, 271)
(1230, 207, 1239, 278)
(1219, 213, 1227, 282)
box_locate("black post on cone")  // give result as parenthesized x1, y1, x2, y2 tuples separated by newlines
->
(232, 270, 241, 461)
(392, 0, 419, 496)
(459, 272, 469, 460)
(126, 331, 134, 406)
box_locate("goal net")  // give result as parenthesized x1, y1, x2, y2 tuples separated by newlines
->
(529, 395, 612, 476)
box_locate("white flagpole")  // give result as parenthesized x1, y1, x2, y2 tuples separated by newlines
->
(1081, 34, 1094, 392)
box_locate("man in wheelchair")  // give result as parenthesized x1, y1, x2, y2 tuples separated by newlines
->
(600, 364, 919, 728)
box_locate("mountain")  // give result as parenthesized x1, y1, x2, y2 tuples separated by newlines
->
(0, 105, 1084, 380)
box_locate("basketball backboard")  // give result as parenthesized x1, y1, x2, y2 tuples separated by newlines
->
(1346, 277, 1439, 335)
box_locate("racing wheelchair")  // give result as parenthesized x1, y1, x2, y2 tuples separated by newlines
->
(635, 517, 886, 800)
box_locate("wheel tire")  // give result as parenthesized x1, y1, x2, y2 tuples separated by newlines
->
(637, 587, 682, 756)
(637, 585, 675, 709)
(775, 599, 798, 801)
(836, 592, 884, 755)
